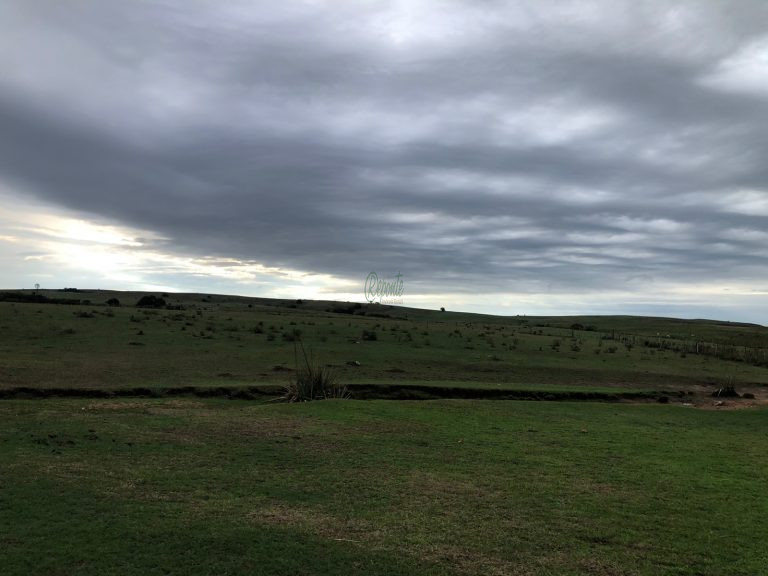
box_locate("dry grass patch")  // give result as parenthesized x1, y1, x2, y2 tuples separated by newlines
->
(577, 557, 640, 576)
(420, 544, 525, 576)
(250, 503, 380, 542)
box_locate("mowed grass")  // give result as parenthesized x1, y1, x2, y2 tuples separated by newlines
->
(2, 398, 767, 575)
(2, 290, 768, 391)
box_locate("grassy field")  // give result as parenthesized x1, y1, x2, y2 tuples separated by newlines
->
(2, 397, 767, 575)
(1, 289, 767, 575)
(1, 289, 767, 392)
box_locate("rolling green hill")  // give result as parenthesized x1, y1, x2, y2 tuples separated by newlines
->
(1, 288, 766, 393)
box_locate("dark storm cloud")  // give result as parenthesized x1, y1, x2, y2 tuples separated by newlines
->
(1, 1, 767, 302)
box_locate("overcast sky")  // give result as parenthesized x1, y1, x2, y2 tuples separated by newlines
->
(1, 1, 767, 322)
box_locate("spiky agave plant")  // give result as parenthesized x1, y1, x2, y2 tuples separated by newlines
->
(282, 339, 348, 402)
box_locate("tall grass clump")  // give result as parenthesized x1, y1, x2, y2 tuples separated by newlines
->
(282, 339, 348, 402)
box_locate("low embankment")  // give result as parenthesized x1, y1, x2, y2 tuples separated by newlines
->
(0, 383, 669, 402)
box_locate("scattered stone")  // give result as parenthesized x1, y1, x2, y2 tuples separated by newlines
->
(714, 400, 724, 407)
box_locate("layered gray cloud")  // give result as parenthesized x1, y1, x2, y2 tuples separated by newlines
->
(1, 1, 767, 319)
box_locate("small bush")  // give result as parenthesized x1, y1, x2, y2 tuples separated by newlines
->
(136, 295, 166, 308)
(282, 328, 302, 342)
(362, 330, 378, 341)
(282, 341, 348, 402)
(712, 385, 739, 398)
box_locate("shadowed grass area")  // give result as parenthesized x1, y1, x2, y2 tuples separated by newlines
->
(1, 398, 766, 575)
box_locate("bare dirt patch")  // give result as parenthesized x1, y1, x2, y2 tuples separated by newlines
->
(677, 386, 768, 410)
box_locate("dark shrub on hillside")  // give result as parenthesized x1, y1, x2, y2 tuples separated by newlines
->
(136, 295, 167, 308)
(282, 329, 302, 342)
(332, 302, 365, 315)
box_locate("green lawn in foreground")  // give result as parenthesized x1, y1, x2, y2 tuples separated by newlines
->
(2, 398, 766, 575)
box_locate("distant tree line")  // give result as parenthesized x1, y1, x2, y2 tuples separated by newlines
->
(0, 291, 183, 311)
(0, 292, 89, 306)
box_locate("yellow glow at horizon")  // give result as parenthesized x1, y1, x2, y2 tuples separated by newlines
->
(1, 207, 356, 293)
(58, 218, 144, 247)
